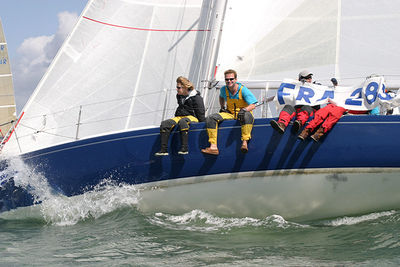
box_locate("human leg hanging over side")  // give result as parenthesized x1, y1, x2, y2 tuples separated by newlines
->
(294, 105, 314, 133)
(155, 119, 176, 156)
(270, 105, 296, 134)
(202, 112, 234, 155)
(311, 105, 346, 142)
(298, 105, 329, 141)
(178, 130, 189, 154)
(239, 110, 254, 153)
(177, 117, 195, 155)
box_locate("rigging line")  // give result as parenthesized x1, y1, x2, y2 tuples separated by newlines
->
(0, 120, 14, 127)
(83, 16, 210, 32)
(17, 123, 75, 140)
(20, 97, 133, 121)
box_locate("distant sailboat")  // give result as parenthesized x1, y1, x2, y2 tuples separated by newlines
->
(0, 18, 16, 140)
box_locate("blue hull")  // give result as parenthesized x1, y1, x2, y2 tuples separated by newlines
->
(2, 116, 400, 213)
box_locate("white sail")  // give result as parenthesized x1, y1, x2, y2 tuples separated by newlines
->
(0, 18, 17, 139)
(3, 0, 214, 155)
(216, 0, 400, 87)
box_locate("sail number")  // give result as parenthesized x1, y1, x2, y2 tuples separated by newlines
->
(345, 82, 391, 106)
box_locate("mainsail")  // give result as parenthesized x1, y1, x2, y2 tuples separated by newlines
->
(3, 0, 219, 155)
(216, 0, 400, 87)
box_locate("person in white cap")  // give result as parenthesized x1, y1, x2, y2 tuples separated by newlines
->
(270, 70, 318, 134)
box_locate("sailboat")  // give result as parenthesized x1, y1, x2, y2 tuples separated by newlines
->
(0, 18, 17, 141)
(1, 0, 400, 221)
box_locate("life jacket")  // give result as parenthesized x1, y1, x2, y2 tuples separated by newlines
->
(226, 84, 248, 118)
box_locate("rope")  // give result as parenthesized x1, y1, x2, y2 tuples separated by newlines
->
(0, 120, 14, 127)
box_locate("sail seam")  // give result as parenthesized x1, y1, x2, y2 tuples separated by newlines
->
(82, 16, 210, 32)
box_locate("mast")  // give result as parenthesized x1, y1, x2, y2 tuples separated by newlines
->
(197, 0, 228, 106)
(334, 0, 342, 80)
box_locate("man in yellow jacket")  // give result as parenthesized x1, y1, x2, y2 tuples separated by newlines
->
(201, 69, 257, 155)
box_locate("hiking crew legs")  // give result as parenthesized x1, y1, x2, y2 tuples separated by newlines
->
(278, 105, 314, 127)
(296, 105, 314, 126)
(305, 104, 346, 132)
(206, 111, 254, 145)
(277, 105, 296, 127)
(159, 115, 198, 150)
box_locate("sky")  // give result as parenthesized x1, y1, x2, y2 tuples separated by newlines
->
(1, 0, 88, 113)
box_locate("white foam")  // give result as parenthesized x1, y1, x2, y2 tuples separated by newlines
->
(325, 210, 397, 226)
(1, 156, 142, 226)
(2, 156, 55, 204)
(149, 210, 307, 232)
(40, 180, 141, 226)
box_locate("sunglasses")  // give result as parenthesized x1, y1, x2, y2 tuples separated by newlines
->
(225, 78, 235, 81)
(176, 86, 182, 89)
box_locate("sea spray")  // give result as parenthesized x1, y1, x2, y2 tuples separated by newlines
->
(1, 156, 141, 225)
(4, 156, 56, 205)
(40, 180, 141, 226)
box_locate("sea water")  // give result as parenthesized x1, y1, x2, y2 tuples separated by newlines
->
(1, 159, 400, 266)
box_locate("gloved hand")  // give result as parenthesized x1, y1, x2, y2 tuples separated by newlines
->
(237, 108, 246, 123)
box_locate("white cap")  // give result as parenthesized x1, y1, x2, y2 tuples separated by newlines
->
(298, 70, 313, 80)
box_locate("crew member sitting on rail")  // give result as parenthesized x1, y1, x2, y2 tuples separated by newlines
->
(155, 76, 205, 156)
(201, 69, 257, 155)
(297, 76, 385, 142)
(270, 70, 319, 134)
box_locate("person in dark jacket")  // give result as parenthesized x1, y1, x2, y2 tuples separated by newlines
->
(155, 76, 205, 156)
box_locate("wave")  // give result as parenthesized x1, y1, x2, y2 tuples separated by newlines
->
(147, 209, 309, 232)
(322, 210, 398, 226)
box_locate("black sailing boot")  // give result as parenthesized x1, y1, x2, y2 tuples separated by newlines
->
(178, 130, 189, 155)
(155, 130, 170, 156)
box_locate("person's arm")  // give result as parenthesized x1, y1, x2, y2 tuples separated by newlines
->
(194, 96, 206, 122)
(241, 86, 258, 112)
(219, 96, 225, 109)
(244, 103, 256, 112)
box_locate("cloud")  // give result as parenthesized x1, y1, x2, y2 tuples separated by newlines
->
(13, 11, 79, 112)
